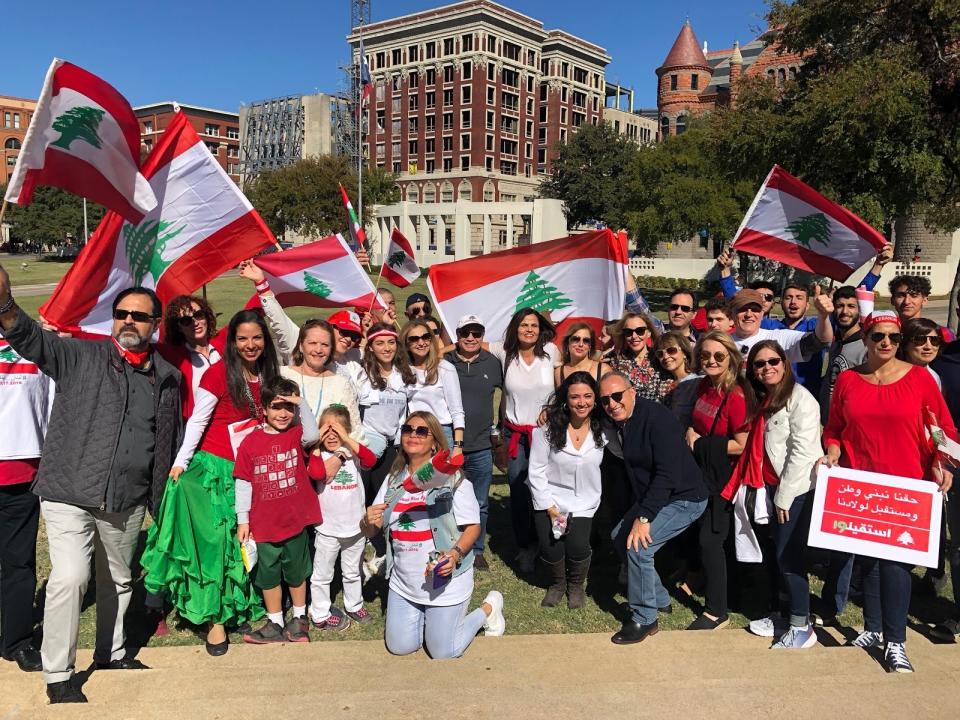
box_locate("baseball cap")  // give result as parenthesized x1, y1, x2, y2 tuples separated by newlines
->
(405, 293, 429, 309)
(328, 310, 362, 334)
(457, 314, 485, 331)
(730, 289, 765, 313)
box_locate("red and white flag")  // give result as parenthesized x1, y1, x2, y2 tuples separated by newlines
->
(250, 234, 386, 311)
(427, 229, 628, 342)
(40, 111, 275, 335)
(381, 228, 420, 288)
(338, 182, 366, 249)
(4, 59, 156, 223)
(732, 165, 887, 281)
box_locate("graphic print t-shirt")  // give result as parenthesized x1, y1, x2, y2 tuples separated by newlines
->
(316, 450, 366, 538)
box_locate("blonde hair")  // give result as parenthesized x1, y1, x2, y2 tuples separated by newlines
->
(693, 330, 743, 394)
(318, 404, 352, 433)
(389, 411, 449, 477)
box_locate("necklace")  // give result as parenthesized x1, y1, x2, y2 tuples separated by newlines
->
(241, 372, 263, 421)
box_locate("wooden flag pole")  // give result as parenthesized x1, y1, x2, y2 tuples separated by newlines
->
(367, 261, 386, 314)
(0, 199, 9, 228)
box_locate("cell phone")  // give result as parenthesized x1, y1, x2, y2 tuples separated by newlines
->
(432, 556, 452, 589)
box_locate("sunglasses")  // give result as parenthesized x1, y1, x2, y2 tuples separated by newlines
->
(568, 335, 592, 345)
(759, 293, 775, 302)
(400, 423, 432, 437)
(669, 304, 693, 313)
(113, 309, 156, 323)
(341, 332, 361, 343)
(868, 332, 902, 345)
(622, 327, 647, 338)
(407, 332, 433, 344)
(752, 357, 782, 369)
(656, 346, 680, 358)
(267, 401, 297, 412)
(699, 351, 728, 364)
(599, 390, 628, 407)
(910, 335, 942, 348)
(176, 313, 204, 327)
(408, 305, 431, 316)
(458, 329, 483, 339)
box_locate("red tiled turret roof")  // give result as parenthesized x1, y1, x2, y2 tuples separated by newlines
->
(658, 20, 710, 71)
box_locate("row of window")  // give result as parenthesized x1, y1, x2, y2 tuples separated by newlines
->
(377, 135, 534, 157)
(371, 33, 537, 71)
(2, 111, 27, 130)
(141, 120, 239, 139)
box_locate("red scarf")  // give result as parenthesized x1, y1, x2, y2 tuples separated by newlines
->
(503, 419, 536, 460)
(720, 407, 779, 502)
(112, 338, 150, 369)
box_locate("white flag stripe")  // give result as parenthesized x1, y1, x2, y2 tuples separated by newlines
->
(268, 252, 378, 300)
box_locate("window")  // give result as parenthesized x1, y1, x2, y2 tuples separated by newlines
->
(426, 92, 436, 109)
(462, 34, 473, 52)
(459, 179, 471, 198)
(485, 157, 493, 171)
(526, 120, 533, 137)
(227, 126, 239, 139)
(3, 112, 10, 127)
(462, 63, 472, 80)
(561, 61, 569, 77)
(503, 41, 521, 61)
(392, 49, 402, 65)
(423, 184, 436, 202)
(485, 134, 494, 151)
(444, 38, 455, 56)
(426, 115, 436, 131)
(443, 89, 454, 107)
(691, 74, 699, 90)
(392, 97, 401, 113)
(409, 71, 419, 88)
(487, 87, 495, 104)
(670, 74, 678, 91)
(443, 158, 452, 172)
(426, 138, 436, 153)
(561, 87, 568, 103)
(572, 112, 585, 128)
(409, 140, 418, 155)
(376, 51, 386, 69)
(527, 75, 534, 93)
(227, 145, 239, 158)
(526, 97, 534, 114)
(409, 95, 419, 111)
(461, 110, 471, 128)
(392, 75, 402, 92)
(559, 128, 567, 144)
(461, 86, 471, 103)
(525, 142, 532, 158)
(376, 110, 385, 133)
(573, 91, 586, 108)
(443, 137, 453, 152)
(376, 143, 385, 159)
(527, 49, 536, 67)
(206, 142, 220, 155)
(487, 63, 495, 81)
(660, 116, 670, 139)
(676, 115, 686, 135)
(538, 148, 546, 163)
(500, 139, 517, 156)
(486, 110, 495, 129)
(143, 120, 154, 133)
(204, 123, 220, 136)
(560, 107, 567, 124)
(4, 138, 21, 150)
(409, 45, 419, 62)
(393, 161, 401, 173)
(539, 106, 547, 123)
(461, 134, 470, 150)
(426, 159, 435, 173)
(426, 42, 436, 59)
(409, 117, 419, 134)
(778, 68, 787, 85)
(228, 163, 239, 175)
(461, 156, 470, 171)
(407, 185, 419, 202)
(441, 181, 453, 201)
(443, 112, 453, 130)
(444, 65, 454, 83)
(502, 68, 519, 88)
(392, 141, 401, 157)
(486, 34, 497, 52)
(540, 83, 548, 102)
(538, 127, 547, 144)
(426, 68, 436, 85)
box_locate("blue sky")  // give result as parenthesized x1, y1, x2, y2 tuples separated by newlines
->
(5, 0, 771, 111)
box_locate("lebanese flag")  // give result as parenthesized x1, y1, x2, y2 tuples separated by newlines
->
(4, 59, 156, 223)
(357, 38, 373, 115)
(339, 182, 366, 249)
(427, 229, 627, 343)
(39, 111, 275, 335)
(249, 234, 386, 311)
(381, 228, 420, 288)
(0, 338, 39, 376)
(732, 165, 887, 281)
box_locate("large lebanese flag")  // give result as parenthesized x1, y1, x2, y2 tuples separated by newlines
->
(381, 228, 420, 288)
(5, 59, 156, 223)
(732, 165, 887, 281)
(40, 111, 275, 335)
(250, 234, 386, 311)
(427, 229, 627, 343)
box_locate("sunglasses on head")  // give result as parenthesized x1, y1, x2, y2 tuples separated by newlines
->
(669, 303, 693, 313)
(568, 334, 592, 345)
(622, 326, 647, 338)
(458, 329, 483, 339)
(910, 334, 942, 348)
(699, 351, 728, 364)
(752, 357, 782, 370)
(400, 423, 432, 437)
(656, 346, 680, 358)
(868, 331, 902, 345)
(113, 309, 156, 323)
(599, 390, 628, 407)
(268, 401, 297, 412)
(407, 332, 433, 344)
(176, 312, 204, 327)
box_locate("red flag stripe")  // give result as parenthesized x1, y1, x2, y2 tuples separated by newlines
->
(253, 239, 350, 276)
(390, 529, 434, 542)
(733, 229, 860, 281)
(390, 227, 415, 255)
(139, 112, 205, 175)
(0, 362, 39, 374)
(261, 291, 381, 311)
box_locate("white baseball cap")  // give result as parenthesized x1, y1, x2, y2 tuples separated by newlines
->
(456, 314, 485, 331)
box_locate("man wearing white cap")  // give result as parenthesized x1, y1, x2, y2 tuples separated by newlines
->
(444, 314, 503, 571)
(730, 288, 834, 363)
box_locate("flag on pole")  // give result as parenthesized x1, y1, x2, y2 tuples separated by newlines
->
(39, 111, 275, 335)
(339, 182, 366, 249)
(4, 58, 157, 223)
(248, 234, 386, 311)
(357, 38, 373, 116)
(381, 228, 420, 288)
(427, 229, 628, 342)
(731, 165, 887, 281)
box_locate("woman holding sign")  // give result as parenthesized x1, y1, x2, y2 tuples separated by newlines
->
(821, 310, 955, 673)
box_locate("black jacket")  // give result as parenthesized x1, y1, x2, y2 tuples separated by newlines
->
(620, 398, 708, 521)
(932, 341, 960, 424)
(4, 310, 182, 513)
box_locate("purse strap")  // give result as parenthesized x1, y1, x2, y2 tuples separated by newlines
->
(708, 388, 732, 437)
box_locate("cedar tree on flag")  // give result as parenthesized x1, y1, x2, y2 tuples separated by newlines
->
(4, 58, 157, 223)
(338, 182, 366, 249)
(731, 165, 887, 281)
(381, 228, 420, 288)
(249, 233, 386, 311)
(427, 228, 628, 342)
(39, 111, 275, 336)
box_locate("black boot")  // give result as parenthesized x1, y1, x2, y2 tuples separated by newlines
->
(566, 554, 592, 610)
(540, 557, 566, 607)
(47, 679, 87, 704)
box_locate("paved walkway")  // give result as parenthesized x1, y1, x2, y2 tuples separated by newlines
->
(2, 629, 958, 719)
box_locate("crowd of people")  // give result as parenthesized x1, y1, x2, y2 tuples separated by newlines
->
(0, 241, 958, 704)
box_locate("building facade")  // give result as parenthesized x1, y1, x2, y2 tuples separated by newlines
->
(1, 96, 36, 187)
(134, 102, 241, 183)
(349, 0, 610, 204)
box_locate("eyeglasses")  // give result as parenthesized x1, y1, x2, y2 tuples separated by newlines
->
(568, 335, 592, 345)
(868, 332, 902, 345)
(759, 293, 775, 302)
(341, 331, 361, 343)
(176, 313, 203, 327)
(458, 329, 483, 339)
(752, 357, 783, 369)
(669, 304, 693, 313)
(113, 309, 156, 323)
(400, 423, 432, 437)
(622, 327, 647, 338)
(408, 305, 430, 316)
(699, 351, 728, 364)
(267, 401, 297, 412)
(599, 390, 628, 407)
(407, 332, 433, 344)
(910, 335, 942, 348)
(656, 346, 681, 359)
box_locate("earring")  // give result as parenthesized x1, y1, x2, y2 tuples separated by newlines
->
(431, 446, 438, 455)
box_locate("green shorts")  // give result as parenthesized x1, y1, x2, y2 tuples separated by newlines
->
(252, 529, 312, 590)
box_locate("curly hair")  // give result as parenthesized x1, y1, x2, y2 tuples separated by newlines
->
(889, 274, 931, 298)
(503, 307, 555, 368)
(541, 371, 604, 453)
(162, 295, 216, 346)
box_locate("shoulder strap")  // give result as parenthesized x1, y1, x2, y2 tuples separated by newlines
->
(709, 389, 731, 437)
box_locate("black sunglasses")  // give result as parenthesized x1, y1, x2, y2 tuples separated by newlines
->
(759, 293, 775, 302)
(622, 327, 647, 338)
(408, 305, 431, 316)
(752, 357, 783, 369)
(341, 331, 361, 342)
(699, 351, 728, 364)
(400, 423, 432, 437)
(568, 334, 592, 345)
(599, 390, 628, 407)
(268, 401, 297, 412)
(407, 332, 432, 344)
(669, 304, 693, 313)
(113, 309, 156, 323)
(910, 335, 942, 348)
(868, 332, 902, 345)
(458, 329, 483, 339)
(176, 313, 203, 327)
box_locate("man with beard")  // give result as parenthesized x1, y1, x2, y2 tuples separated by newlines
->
(818, 286, 866, 424)
(0, 266, 182, 704)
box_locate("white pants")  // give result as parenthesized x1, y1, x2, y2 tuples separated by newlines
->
(40, 500, 145, 684)
(309, 531, 365, 622)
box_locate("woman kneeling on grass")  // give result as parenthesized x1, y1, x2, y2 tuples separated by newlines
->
(361, 411, 505, 658)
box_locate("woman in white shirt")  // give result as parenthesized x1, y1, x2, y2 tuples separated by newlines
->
(527, 371, 605, 610)
(397, 320, 465, 453)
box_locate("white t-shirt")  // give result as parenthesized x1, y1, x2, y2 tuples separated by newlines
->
(374, 475, 479, 606)
(405, 360, 465, 428)
(357, 368, 407, 441)
(732, 327, 810, 365)
(489, 341, 560, 426)
(0, 334, 53, 460)
(316, 451, 366, 538)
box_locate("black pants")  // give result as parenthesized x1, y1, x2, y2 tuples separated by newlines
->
(0, 483, 40, 657)
(698, 496, 732, 618)
(362, 442, 397, 505)
(533, 511, 592, 563)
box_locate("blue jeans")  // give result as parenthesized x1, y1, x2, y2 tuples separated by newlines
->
(503, 426, 535, 549)
(462, 449, 493, 553)
(821, 551, 855, 618)
(615, 499, 707, 626)
(772, 492, 812, 627)
(384, 589, 487, 659)
(860, 558, 912, 643)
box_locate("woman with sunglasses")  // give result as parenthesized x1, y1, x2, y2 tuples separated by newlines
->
(654, 331, 698, 425)
(142, 310, 280, 656)
(723, 340, 821, 649)
(554, 322, 611, 387)
(362, 411, 505, 657)
(397, 320, 465, 453)
(685, 330, 750, 631)
(610, 312, 673, 403)
(822, 311, 955, 673)
(899, 317, 943, 386)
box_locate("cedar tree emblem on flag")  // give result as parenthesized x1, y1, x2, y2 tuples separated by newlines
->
(397, 513, 416, 531)
(51, 106, 105, 150)
(303, 272, 333, 299)
(387, 251, 407, 269)
(786, 213, 831, 249)
(0, 346, 18, 363)
(122, 219, 185, 286)
(515, 270, 573, 314)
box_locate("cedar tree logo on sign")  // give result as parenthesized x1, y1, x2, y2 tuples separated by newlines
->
(786, 212, 831, 249)
(50, 106, 106, 151)
(123, 219, 185, 285)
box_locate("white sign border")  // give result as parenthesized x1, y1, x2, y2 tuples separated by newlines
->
(808, 465, 943, 568)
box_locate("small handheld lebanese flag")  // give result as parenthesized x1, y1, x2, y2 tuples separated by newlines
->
(40, 111, 275, 335)
(338, 182, 366, 249)
(731, 165, 886, 281)
(427, 229, 627, 342)
(5, 59, 157, 223)
(250, 234, 386, 311)
(381, 228, 420, 288)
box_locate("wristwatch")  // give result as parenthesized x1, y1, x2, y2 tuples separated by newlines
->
(638, 516, 650, 525)
(335, 451, 348, 463)
(453, 440, 464, 448)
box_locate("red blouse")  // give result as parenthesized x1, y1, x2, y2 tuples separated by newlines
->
(691, 379, 748, 439)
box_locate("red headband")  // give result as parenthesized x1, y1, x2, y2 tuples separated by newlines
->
(861, 311, 901, 332)
(367, 328, 398, 342)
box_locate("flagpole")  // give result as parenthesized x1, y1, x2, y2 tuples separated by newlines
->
(368, 261, 385, 314)
(82, 198, 89, 246)
(0, 200, 8, 229)
(357, 20, 364, 244)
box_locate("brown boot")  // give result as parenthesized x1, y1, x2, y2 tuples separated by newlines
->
(540, 557, 566, 607)
(566, 555, 591, 610)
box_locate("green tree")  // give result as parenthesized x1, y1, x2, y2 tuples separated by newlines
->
(539, 122, 639, 230)
(0, 184, 106, 247)
(786, 213, 831, 248)
(514, 271, 573, 314)
(51, 106, 105, 151)
(362, 165, 401, 208)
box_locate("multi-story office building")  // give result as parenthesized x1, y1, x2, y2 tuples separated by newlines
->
(0, 96, 36, 187)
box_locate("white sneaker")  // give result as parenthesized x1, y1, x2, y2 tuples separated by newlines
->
(771, 623, 817, 649)
(748, 613, 786, 638)
(482, 591, 505, 636)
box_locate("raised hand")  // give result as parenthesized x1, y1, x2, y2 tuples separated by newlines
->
(238, 259, 265, 284)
